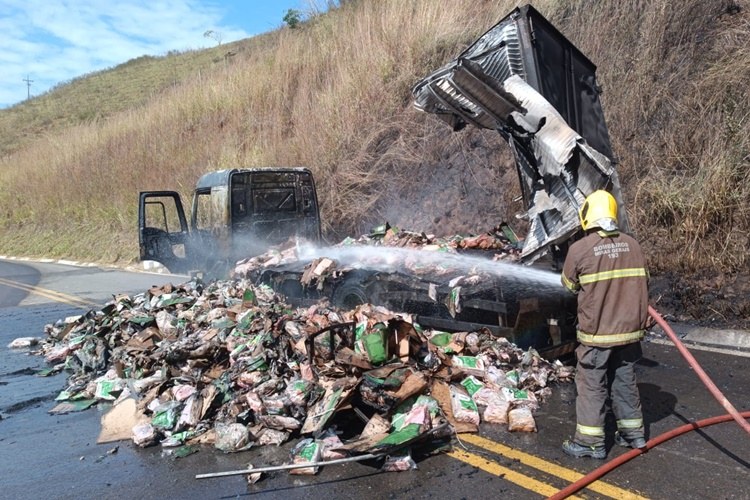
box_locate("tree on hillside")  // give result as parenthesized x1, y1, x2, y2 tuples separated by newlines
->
(283, 9, 302, 29)
(203, 30, 222, 45)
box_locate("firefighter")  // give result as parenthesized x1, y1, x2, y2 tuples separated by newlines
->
(561, 190, 649, 459)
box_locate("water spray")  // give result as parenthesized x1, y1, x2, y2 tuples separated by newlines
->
(296, 243, 564, 290)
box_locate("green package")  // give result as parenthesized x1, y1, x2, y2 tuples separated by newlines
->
(363, 322, 388, 365)
(429, 331, 452, 347)
(461, 376, 484, 397)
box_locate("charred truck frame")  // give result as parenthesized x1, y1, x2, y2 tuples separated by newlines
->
(418, 4, 630, 350)
(412, 4, 628, 263)
(139, 5, 627, 359)
(256, 5, 627, 358)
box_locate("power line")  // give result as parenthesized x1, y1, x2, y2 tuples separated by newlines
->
(23, 75, 33, 100)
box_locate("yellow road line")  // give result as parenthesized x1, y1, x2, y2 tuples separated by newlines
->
(0, 277, 99, 309)
(448, 448, 583, 499)
(458, 433, 648, 500)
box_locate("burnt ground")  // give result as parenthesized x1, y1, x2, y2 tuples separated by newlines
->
(354, 127, 523, 240)
(649, 271, 750, 330)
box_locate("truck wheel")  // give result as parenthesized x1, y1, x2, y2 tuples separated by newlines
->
(331, 276, 371, 309)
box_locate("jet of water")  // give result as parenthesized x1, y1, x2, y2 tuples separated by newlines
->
(297, 243, 564, 290)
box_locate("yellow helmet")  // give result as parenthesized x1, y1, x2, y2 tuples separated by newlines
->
(579, 190, 618, 231)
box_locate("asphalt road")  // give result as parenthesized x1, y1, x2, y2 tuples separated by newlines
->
(1, 259, 748, 499)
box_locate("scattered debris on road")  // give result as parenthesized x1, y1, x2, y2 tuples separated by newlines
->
(32, 227, 574, 478)
(7, 336, 39, 348)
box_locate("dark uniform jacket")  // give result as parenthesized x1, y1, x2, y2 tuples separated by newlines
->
(562, 230, 649, 347)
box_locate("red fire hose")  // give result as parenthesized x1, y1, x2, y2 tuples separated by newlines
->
(548, 410, 750, 500)
(647, 305, 750, 435)
(548, 306, 750, 500)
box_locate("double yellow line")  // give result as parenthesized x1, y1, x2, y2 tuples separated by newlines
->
(449, 434, 648, 499)
(0, 277, 100, 309)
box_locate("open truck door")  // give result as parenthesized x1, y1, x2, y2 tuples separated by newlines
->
(138, 191, 192, 274)
(138, 168, 322, 278)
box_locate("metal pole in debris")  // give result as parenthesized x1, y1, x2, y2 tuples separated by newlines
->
(195, 452, 381, 479)
(196, 423, 451, 480)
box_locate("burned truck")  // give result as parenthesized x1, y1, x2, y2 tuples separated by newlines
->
(139, 5, 627, 359)
(244, 5, 628, 359)
(138, 167, 321, 276)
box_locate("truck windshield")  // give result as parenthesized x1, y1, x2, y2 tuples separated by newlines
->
(193, 187, 228, 231)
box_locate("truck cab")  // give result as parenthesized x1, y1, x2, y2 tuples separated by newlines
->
(139, 167, 321, 276)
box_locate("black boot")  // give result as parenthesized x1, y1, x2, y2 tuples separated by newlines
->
(614, 432, 647, 450)
(562, 440, 606, 459)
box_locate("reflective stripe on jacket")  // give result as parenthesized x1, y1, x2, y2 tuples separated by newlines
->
(561, 230, 649, 347)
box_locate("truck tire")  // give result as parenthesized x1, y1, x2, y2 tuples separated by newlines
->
(331, 274, 372, 309)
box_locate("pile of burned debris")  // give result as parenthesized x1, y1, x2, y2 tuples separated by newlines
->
(35, 270, 573, 474)
(354, 222, 522, 256)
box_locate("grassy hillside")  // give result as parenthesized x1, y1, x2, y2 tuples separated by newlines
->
(0, 36, 276, 156)
(0, 0, 748, 283)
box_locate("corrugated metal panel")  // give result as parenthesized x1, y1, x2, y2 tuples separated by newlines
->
(413, 17, 524, 128)
(412, 5, 625, 263)
(459, 20, 526, 83)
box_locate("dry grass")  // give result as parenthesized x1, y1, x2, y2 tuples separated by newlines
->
(0, 0, 748, 275)
(570, 0, 750, 272)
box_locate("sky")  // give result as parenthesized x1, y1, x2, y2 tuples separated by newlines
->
(0, 0, 310, 108)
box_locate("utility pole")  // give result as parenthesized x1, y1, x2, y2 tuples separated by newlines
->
(23, 75, 33, 100)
